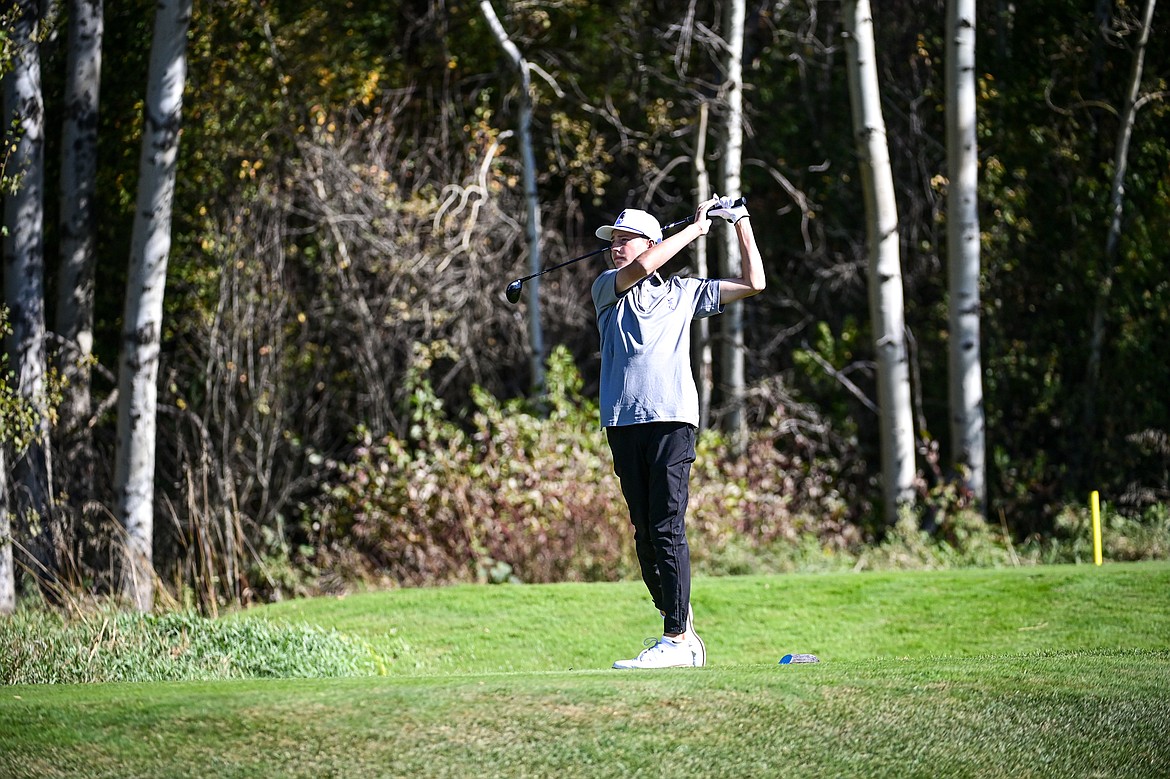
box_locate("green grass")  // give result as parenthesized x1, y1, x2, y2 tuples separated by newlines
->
(241, 562, 1170, 673)
(2, 562, 1169, 778)
(0, 610, 381, 684)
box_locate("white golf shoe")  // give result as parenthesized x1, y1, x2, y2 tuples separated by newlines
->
(686, 604, 706, 667)
(612, 636, 695, 669)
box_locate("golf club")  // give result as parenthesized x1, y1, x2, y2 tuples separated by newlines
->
(504, 197, 747, 304)
(505, 246, 609, 304)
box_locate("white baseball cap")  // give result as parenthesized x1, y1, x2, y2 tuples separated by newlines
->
(595, 208, 663, 244)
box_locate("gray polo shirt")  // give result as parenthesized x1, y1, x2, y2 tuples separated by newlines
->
(592, 269, 722, 428)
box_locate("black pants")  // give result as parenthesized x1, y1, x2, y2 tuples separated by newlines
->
(606, 421, 696, 636)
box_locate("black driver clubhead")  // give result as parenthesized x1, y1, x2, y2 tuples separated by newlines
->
(505, 280, 524, 304)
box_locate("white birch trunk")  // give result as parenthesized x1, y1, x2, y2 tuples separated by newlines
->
(479, 0, 545, 394)
(2, 0, 56, 582)
(693, 102, 713, 430)
(720, 0, 747, 452)
(115, 0, 192, 612)
(945, 0, 986, 510)
(56, 0, 104, 445)
(843, 0, 917, 520)
(0, 445, 12, 614)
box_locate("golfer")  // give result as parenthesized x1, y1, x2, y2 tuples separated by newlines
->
(593, 195, 765, 669)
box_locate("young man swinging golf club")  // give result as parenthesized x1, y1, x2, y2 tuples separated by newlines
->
(593, 195, 765, 669)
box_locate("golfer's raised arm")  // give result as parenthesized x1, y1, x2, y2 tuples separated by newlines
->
(615, 201, 716, 292)
(718, 217, 766, 304)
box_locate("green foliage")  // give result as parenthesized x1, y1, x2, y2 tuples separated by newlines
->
(974, 0, 1170, 519)
(0, 308, 62, 454)
(0, 2, 18, 204)
(1028, 501, 1170, 565)
(0, 604, 385, 685)
(318, 344, 639, 586)
(791, 319, 866, 431)
(861, 507, 1024, 570)
(15, 0, 1170, 606)
(313, 343, 1142, 587)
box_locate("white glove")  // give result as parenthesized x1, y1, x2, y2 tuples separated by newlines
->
(709, 195, 749, 224)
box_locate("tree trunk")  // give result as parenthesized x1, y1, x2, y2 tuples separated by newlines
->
(2, 0, 58, 589)
(843, 0, 917, 521)
(115, 0, 192, 612)
(945, 0, 986, 511)
(55, 0, 104, 506)
(719, 0, 747, 453)
(693, 101, 713, 430)
(479, 0, 545, 395)
(1083, 0, 1157, 446)
(0, 444, 12, 615)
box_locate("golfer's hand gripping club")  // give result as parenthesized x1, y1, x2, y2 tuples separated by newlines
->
(659, 196, 747, 233)
(708, 194, 750, 224)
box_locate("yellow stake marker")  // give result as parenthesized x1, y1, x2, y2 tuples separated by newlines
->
(1091, 490, 1103, 566)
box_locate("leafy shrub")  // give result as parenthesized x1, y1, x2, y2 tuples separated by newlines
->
(1023, 501, 1170, 564)
(315, 345, 878, 586)
(317, 345, 638, 585)
(309, 344, 1170, 588)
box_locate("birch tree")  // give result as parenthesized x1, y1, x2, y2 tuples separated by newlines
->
(115, 0, 192, 612)
(842, 0, 916, 521)
(1084, 0, 1158, 438)
(479, 0, 545, 394)
(1, 308, 48, 614)
(719, 0, 747, 452)
(1, 8, 13, 614)
(945, 0, 986, 511)
(56, 0, 104, 495)
(2, 0, 58, 587)
(0, 441, 10, 614)
(693, 102, 713, 430)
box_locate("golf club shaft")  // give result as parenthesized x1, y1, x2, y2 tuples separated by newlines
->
(512, 245, 610, 285)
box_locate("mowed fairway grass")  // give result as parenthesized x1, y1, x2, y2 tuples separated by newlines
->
(2, 563, 1168, 778)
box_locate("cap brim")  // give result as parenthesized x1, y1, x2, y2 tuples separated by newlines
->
(595, 226, 653, 242)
